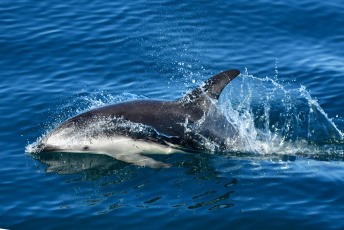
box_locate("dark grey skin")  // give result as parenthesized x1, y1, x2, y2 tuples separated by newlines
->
(35, 69, 240, 168)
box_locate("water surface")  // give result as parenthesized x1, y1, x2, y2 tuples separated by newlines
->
(1, 0, 344, 229)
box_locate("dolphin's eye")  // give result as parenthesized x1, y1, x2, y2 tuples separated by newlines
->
(83, 146, 89, 150)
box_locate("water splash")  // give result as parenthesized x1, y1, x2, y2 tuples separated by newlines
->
(219, 72, 344, 155)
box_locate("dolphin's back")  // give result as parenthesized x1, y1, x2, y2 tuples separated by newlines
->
(69, 100, 196, 137)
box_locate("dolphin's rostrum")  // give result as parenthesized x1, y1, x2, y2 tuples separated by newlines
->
(33, 69, 240, 168)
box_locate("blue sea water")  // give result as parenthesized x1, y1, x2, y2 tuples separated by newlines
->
(1, 0, 344, 229)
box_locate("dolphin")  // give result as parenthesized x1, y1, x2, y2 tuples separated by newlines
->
(32, 69, 240, 168)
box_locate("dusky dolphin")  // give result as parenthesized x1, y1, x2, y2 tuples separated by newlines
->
(32, 69, 240, 168)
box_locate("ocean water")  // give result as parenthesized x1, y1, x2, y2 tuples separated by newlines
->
(1, 0, 344, 229)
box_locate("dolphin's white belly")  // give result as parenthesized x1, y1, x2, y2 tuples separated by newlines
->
(90, 137, 176, 155)
(43, 134, 179, 168)
(45, 133, 176, 155)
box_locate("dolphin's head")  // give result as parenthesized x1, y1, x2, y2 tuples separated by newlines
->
(32, 121, 98, 153)
(33, 134, 93, 153)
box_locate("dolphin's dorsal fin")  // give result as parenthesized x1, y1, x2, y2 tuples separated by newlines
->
(179, 69, 240, 104)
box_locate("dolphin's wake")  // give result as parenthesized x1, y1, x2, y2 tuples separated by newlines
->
(218, 73, 344, 156)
